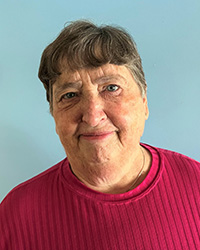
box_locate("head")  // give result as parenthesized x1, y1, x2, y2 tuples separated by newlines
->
(38, 20, 149, 180)
(38, 20, 147, 113)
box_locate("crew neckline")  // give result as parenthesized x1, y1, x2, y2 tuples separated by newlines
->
(60, 143, 163, 204)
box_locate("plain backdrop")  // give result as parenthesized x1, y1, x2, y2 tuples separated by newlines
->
(0, 0, 200, 201)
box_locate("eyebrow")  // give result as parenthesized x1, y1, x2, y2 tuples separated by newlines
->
(93, 75, 126, 84)
(54, 81, 82, 99)
(53, 74, 126, 98)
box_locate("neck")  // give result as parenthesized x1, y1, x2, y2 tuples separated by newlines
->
(69, 145, 151, 194)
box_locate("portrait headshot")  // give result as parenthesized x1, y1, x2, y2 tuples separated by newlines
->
(0, 0, 199, 249)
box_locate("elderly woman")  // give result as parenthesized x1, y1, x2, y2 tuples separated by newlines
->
(0, 20, 199, 250)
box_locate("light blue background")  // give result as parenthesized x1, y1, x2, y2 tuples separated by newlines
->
(0, 0, 199, 201)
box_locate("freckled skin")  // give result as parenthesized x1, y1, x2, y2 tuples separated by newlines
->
(52, 64, 149, 192)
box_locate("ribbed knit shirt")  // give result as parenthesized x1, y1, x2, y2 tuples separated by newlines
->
(0, 144, 199, 250)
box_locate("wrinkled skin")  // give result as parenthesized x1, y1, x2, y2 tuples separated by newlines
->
(52, 64, 150, 193)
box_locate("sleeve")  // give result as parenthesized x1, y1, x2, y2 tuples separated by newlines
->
(0, 197, 12, 250)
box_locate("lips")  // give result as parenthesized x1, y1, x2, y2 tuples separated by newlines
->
(79, 131, 114, 141)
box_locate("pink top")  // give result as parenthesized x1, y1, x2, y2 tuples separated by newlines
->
(0, 143, 199, 249)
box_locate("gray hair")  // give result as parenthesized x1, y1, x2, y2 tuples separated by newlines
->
(38, 20, 147, 112)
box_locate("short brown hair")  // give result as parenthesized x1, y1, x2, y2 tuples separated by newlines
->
(38, 20, 147, 111)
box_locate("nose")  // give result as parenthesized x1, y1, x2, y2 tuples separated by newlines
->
(81, 94, 107, 127)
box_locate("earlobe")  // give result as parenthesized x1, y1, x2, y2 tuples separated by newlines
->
(54, 118, 59, 135)
(55, 126, 58, 135)
(143, 96, 149, 120)
(145, 109, 149, 120)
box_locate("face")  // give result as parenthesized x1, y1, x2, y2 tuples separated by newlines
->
(52, 64, 149, 169)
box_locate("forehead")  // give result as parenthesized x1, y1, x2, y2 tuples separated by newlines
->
(54, 63, 136, 87)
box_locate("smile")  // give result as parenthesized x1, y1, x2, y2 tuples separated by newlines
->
(80, 132, 114, 141)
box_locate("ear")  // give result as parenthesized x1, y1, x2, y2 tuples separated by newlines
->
(143, 95, 149, 120)
(55, 124, 59, 135)
(53, 114, 59, 135)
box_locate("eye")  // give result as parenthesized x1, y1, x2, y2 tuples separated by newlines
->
(106, 84, 119, 92)
(61, 92, 77, 100)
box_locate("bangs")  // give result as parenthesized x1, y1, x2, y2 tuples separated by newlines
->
(38, 20, 146, 106)
(62, 29, 134, 69)
(44, 26, 136, 84)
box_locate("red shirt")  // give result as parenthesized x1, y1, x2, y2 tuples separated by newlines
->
(0, 144, 199, 249)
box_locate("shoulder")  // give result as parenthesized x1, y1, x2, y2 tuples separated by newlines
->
(149, 145, 200, 188)
(143, 143, 199, 168)
(0, 158, 67, 246)
(143, 143, 200, 186)
(156, 146, 200, 169)
(0, 158, 67, 207)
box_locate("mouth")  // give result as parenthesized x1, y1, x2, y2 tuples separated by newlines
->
(79, 131, 114, 141)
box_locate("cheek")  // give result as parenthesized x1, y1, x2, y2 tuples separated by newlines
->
(55, 121, 77, 155)
(110, 100, 146, 134)
(54, 115, 73, 141)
